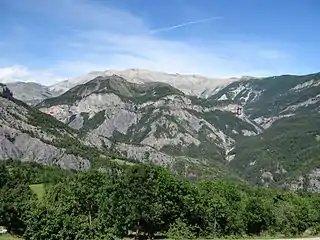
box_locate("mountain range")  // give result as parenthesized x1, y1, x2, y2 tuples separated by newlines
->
(3, 69, 241, 106)
(1, 69, 319, 192)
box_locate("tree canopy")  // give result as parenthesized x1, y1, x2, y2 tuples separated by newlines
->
(1, 160, 320, 239)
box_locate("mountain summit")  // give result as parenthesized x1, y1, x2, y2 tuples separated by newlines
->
(49, 68, 239, 97)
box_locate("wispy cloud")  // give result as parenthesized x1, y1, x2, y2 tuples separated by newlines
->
(0, 0, 294, 85)
(0, 65, 63, 84)
(149, 16, 222, 34)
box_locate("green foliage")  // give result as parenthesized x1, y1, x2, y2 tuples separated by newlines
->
(161, 144, 183, 156)
(196, 180, 247, 237)
(200, 110, 259, 139)
(182, 126, 223, 161)
(230, 113, 320, 189)
(1, 160, 320, 239)
(0, 234, 21, 240)
(36, 83, 88, 107)
(0, 160, 72, 185)
(18, 107, 114, 167)
(0, 183, 33, 235)
(244, 73, 320, 118)
(81, 110, 106, 132)
(29, 184, 45, 200)
(166, 219, 197, 239)
(27, 107, 75, 136)
(207, 73, 320, 118)
(18, 104, 112, 168)
(0, 164, 10, 188)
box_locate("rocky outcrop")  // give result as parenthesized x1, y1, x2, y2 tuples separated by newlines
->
(1, 84, 13, 100)
(39, 77, 259, 166)
(0, 126, 90, 170)
(0, 89, 91, 170)
(284, 169, 320, 193)
(5, 82, 58, 105)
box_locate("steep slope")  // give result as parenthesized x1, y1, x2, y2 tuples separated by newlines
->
(208, 72, 320, 128)
(5, 70, 320, 191)
(229, 113, 320, 192)
(39, 75, 259, 177)
(0, 83, 240, 181)
(0, 84, 91, 170)
(6, 82, 59, 105)
(209, 73, 320, 191)
(49, 68, 237, 96)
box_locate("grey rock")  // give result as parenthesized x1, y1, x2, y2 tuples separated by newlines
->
(0, 126, 90, 170)
(0, 89, 91, 170)
(6, 82, 58, 105)
(39, 76, 262, 167)
(68, 114, 84, 130)
(307, 169, 320, 192)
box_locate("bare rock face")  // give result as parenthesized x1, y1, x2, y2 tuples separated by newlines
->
(284, 169, 320, 193)
(0, 88, 91, 170)
(5, 82, 58, 105)
(307, 169, 320, 192)
(0, 84, 13, 100)
(40, 76, 260, 169)
(0, 126, 90, 170)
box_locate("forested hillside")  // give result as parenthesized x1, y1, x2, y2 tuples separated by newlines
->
(230, 113, 320, 191)
(1, 161, 320, 240)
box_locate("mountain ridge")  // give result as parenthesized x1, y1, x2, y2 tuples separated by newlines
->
(38, 72, 320, 191)
(0, 84, 94, 170)
(1, 70, 320, 192)
(48, 68, 240, 97)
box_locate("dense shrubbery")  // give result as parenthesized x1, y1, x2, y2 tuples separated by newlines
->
(231, 113, 320, 188)
(1, 161, 320, 239)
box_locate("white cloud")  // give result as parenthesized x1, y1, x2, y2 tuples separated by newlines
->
(1, 0, 294, 85)
(53, 29, 289, 79)
(0, 65, 63, 85)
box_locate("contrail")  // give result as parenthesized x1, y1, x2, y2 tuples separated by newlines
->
(149, 16, 222, 34)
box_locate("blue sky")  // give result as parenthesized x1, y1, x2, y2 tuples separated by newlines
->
(0, 0, 319, 85)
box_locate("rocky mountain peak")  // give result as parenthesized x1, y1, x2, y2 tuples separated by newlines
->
(0, 83, 13, 100)
(48, 68, 237, 97)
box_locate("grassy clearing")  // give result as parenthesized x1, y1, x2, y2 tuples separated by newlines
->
(111, 159, 136, 166)
(0, 234, 21, 240)
(29, 183, 45, 200)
